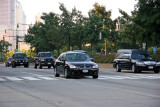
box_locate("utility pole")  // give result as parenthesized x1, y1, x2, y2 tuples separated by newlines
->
(104, 38, 107, 56)
(16, 36, 19, 50)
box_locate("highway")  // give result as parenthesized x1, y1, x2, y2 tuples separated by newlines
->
(0, 64, 160, 107)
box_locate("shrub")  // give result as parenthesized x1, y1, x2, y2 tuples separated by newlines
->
(93, 54, 116, 63)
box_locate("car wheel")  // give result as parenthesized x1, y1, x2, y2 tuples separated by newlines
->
(116, 64, 121, 72)
(12, 62, 16, 68)
(154, 69, 159, 73)
(54, 67, 60, 77)
(48, 66, 51, 69)
(24, 64, 29, 68)
(132, 65, 137, 73)
(64, 69, 70, 78)
(34, 64, 37, 69)
(39, 64, 42, 69)
(93, 75, 98, 79)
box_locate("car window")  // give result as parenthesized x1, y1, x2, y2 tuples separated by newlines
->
(121, 54, 131, 59)
(66, 53, 91, 61)
(40, 53, 53, 57)
(14, 54, 27, 58)
(131, 54, 153, 60)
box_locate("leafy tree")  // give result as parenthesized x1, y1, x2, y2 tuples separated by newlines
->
(85, 3, 117, 52)
(134, 0, 160, 48)
(0, 40, 11, 53)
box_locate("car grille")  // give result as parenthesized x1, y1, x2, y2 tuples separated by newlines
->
(144, 61, 156, 65)
(76, 64, 93, 69)
(45, 59, 53, 61)
(17, 60, 24, 62)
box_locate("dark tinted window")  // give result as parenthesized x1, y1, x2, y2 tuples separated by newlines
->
(13, 54, 27, 58)
(66, 53, 91, 61)
(40, 53, 53, 57)
(131, 54, 153, 60)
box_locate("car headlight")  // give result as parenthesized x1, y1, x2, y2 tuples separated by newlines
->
(136, 62, 145, 66)
(41, 59, 45, 61)
(156, 62, 160, 66)
(69, 65, 77, 69)
(93, 64, 98, 68)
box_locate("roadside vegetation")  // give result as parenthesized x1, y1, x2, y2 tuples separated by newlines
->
(0, 0, 160, 63)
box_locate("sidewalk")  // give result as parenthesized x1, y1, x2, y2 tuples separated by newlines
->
(98, 63, 114, 69)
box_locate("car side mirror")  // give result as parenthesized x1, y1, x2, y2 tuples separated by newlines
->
(90, 58, 95, 62)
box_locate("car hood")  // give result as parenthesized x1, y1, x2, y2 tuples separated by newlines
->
(66, 61, 97, 65)
(132, 59, 157, 65)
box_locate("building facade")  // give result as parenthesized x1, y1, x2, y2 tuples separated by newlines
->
(0, 0, 29, 51)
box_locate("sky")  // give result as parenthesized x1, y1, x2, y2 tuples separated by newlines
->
(19, 0, 137, 24)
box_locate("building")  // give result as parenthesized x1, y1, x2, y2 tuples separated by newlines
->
(0, 0, 29, 51)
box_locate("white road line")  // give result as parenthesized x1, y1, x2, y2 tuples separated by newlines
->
(0, 78, 6, 81)
(22, 77, 41, 80)
(98, 75, 160, 80)
(5, 77, 23, 81)
(38, 77, 58, 80)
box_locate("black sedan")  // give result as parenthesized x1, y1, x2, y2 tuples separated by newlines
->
(5, 57, 12, 67)
(54, 51, 99, 78)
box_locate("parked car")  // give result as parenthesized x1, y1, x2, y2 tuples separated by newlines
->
(34, 52, 56, 69)
(54, 51, 99, 78)
(11, 52, 29, 68)
(113, 49, 160, 73)
(5, 57, 12, 67)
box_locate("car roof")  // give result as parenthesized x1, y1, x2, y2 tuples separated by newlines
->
(64, 51, 87, 54)
(39, 52, 51, 54)
(117, 49, 146, 54)
(14, 52, 26, 54)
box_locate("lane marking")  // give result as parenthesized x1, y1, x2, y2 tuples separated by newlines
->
(22, 77, 41, 80)
(38, 77, 58, 80)
(0, 78, 6, 81)
(5, 77, 23, 81)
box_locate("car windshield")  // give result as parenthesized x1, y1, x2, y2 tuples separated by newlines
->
(14, 54, 27, 58)
(131, 54, 153, 60)
(66, 53, 91, 61)
(120, 54, 131, 59)
(40, 53, 53, 57)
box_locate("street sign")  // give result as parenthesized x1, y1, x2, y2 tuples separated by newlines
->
(14, 49, 18, 52)
(153, 47, 157, 54)
(143, 43, 146, 50)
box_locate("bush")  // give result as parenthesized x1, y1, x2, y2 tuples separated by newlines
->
(0, 58, 6, 62)
(93, 54, 116, 63)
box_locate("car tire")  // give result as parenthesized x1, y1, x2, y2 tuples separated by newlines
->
(54, 67, 60, 77)
(154, 69, 159, 73)
(64, 69, 70, 78)
(116, 64, 121, 72)
(34, 64, 37, 69)
(93, 75, 98, 79)
(48, 66, 51, 69)
(12, 63, 16, 68)
(39, 63, 42, 69)
(132, 65, 137, 73)
(24, 64, 29, 68)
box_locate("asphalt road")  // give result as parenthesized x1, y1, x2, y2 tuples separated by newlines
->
(0, 64, 160, 107)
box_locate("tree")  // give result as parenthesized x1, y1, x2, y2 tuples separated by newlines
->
(0, 40, 11, 53)
(85, 3, 117, 52)
(134, 0, 160, 48)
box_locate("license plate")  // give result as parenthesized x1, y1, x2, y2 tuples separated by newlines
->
(20, 63, 23, 64)
(148, 66, 153, 69)
(83, 70, 88, 73)
(48, 63, 51, 64)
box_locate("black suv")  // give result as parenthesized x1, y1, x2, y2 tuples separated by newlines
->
(113, 49, 160, 73)
(11, 52, 29, 68)
(34, 52, 55, 69)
